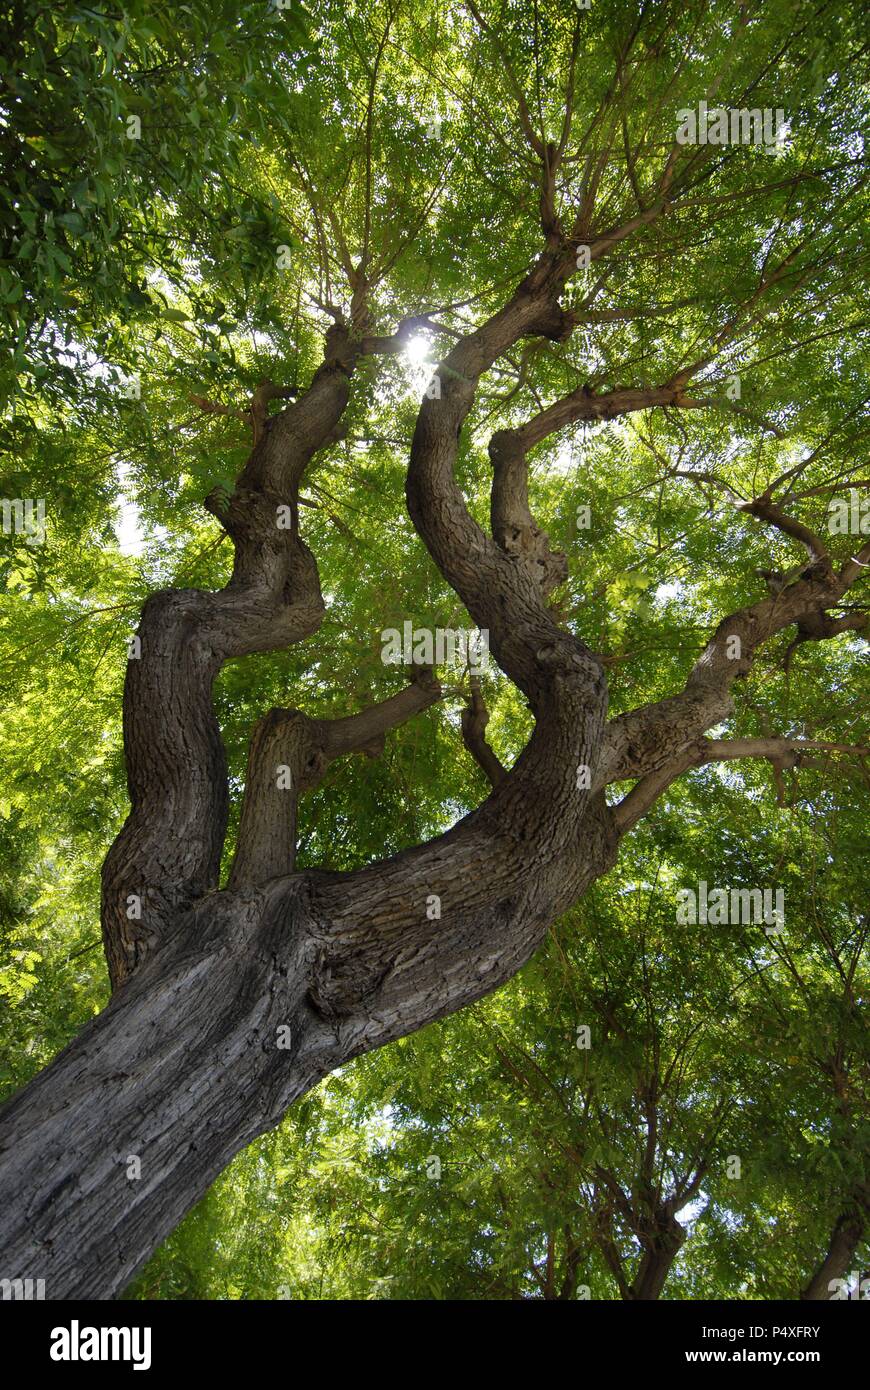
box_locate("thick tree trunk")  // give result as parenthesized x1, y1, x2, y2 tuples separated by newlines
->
(0, 881, 326, 1299)
(0, 246, 624, 1299)
(0, 803, 619, 1298)
(801, 1195, 868, 1300)
(629, 1227, 685, 1301)
(2, 193, 867, 1299)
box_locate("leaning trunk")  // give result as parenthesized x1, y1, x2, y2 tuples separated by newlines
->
(0, 793, 620, 1297)
(801, 1199, 867, 1301)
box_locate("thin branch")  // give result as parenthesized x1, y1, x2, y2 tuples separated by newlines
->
(460, 677, 506, 787)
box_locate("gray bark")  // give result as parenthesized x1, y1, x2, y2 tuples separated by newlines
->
(1, 234, 866, 1299)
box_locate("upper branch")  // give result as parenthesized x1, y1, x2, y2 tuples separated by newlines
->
(600, 545, 870, 791)
(489, 381, 706, 597)
(229, 667, 442, 889)
(612, 737, 869, 832)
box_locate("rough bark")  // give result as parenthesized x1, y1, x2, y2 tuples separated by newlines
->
(801, 1190, 868, 1301)
(99, 331, 356, 990)
(0, 801, 622, 1300)
(0, 247, 626, 1298)
(229, 667, 441, 888)
(1, 191, 867, 1300)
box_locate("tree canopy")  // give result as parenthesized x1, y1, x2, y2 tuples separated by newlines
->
(0, 0, 867, 1301)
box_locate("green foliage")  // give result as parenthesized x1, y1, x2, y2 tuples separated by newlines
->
(1, 0, 867, 1299)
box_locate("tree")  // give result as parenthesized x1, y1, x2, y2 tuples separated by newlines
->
(216, 804, 862, 1303)
(0, 0, 867, 1299)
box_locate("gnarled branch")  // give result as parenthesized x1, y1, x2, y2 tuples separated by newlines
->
(460, 677, 506, 788)
(230, 667, 443, 889)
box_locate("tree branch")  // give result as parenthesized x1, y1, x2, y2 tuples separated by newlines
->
(601, 545, 870, 795)
(101, 325, 361, 988)
(612, 736, 869, 832)
(801, 1190, 869, 1300)
(460, 677, 506, 787)
(229, 668, 443, 889)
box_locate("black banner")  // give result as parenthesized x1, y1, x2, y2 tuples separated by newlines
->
(1, 1296, 865, 1376)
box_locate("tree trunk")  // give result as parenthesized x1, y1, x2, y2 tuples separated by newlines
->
(0, 882, 321, 1299)
(629, 1233, 684, 1301)
(801, 1196, 868, 1300)
(2, 168, 867, 1299)
(0, 796, 620, 1298)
